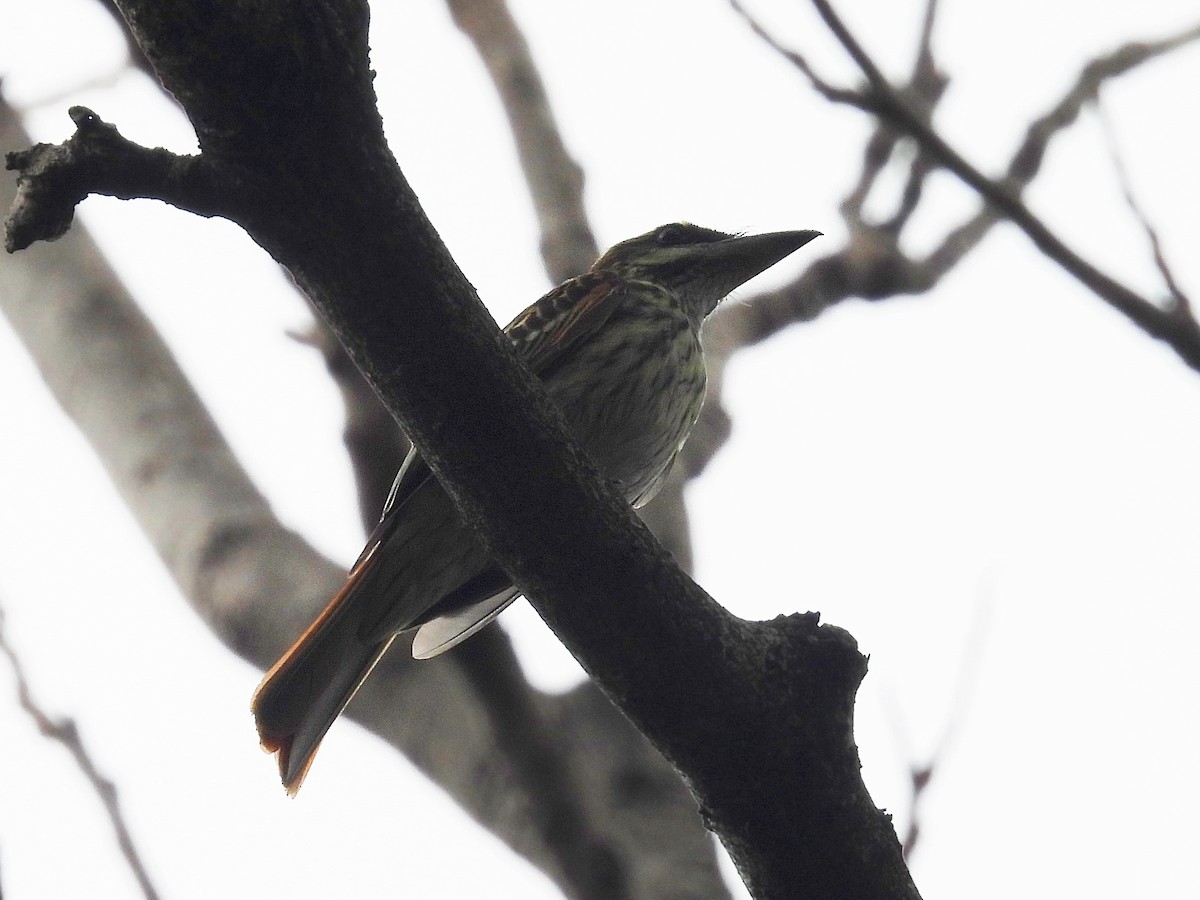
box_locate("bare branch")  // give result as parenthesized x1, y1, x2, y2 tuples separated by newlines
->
(878, 10, 948, 235)
(1095, 101, 1193, 318)
(734, 0, 1200, 365)
(840, 126, 901, 226)
(879, 147, 933, 235)
(727, 0, 866, 109)
(25, 5, 714, 887)
(445, 0, 698, 565)
(806, 0, 1200, 369)
(0, 94, 729, 898)
(5, 107, 230, 252)
(13, 3, 906, 892)
(699, 3, 1200, 495)
(0, 606, 160, 900)
(445, 0, 597, 283)
(719, 2, 1200, 397)
(911, 26, 1200, 284)
(886, 590, 993, 861)
(1009, 24, 1200, 187)
(915, 0, 939, 67)
(731, 0, 940, 233)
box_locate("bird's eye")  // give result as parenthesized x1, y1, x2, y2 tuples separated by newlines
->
(655, 225, 686, 246)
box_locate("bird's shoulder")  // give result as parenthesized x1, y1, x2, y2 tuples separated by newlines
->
(505, 272, 615, 337)
(504, 271, 650, 373)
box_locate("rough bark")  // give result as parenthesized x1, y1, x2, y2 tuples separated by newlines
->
(0, 95, 728, 900)
(5, 3, 916, 895)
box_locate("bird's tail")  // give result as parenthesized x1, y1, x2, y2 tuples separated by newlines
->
(251, 544, 394, 795)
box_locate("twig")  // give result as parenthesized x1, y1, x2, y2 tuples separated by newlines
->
(727, 0, 864, 108)
(879, 0, 947, 234)
(1095, 101, 1192, 318)
(857, 0, 947, 235)
(0, 607, 160, 900)
(729, 0, 1200, 370)
(915, 0, 939, 66)
(806, 0, 1200, 369)
(913, 31, 1198, 285)
(886, 588, 993, 860)
(700, 5, 1200, 486)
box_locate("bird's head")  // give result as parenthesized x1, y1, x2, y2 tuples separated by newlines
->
(593, 223, 820, 327)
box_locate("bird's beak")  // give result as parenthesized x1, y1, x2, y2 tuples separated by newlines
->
(684, 229, 821, 321)
(713, 229, 821, 286)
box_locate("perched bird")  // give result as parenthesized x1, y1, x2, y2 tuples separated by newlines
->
(252, 223, 819, 793)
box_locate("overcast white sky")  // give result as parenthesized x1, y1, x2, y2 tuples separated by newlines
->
(2, 1, 1199, 898)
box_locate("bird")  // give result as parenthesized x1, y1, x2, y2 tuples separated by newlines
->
(251, 223, 820, 793)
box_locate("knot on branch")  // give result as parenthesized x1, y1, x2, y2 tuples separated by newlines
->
(735, 611, 867, 704)
(4, 107, 121, 251)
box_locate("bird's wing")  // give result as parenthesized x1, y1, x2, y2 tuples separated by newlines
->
(362, 273, 632, 656)
(405, 565, 521, 659)
(335, 444, 434, 586)
(411, 585, 523, 659)
(630, 448, 678, 509)
(344, 439, 436, 568)
(365, 270, 627, 553)
(505, 272, 628, 375)
(378, 444, 432, 523)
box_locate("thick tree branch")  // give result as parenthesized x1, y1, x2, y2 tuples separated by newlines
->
(36, 0, 715, 886)
(5, 2, 912, 895)
(0, 96, 726, 899)
(300, 235, 692, 900)
(395, 0, 707, 877)
(443, 0, 695, 568)
(438, 4, 707, 876)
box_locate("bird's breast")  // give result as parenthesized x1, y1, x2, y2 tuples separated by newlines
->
(545, 300, 706, 503)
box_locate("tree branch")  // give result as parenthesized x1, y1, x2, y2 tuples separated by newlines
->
(805, 0, 1200, 368)
(30, 0, 715, 887)
(689, 4, 1200, 483)
(5, 106, 230, 252)
(442, 0, 695, 568)
(4, 2, 912, 894)
(1095, 100, 1192, 318)
(0, 94, 727, 899)
(889, 592, 993, 861)
(445, 0, 597, 284)
(0, 605, 160, 900)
